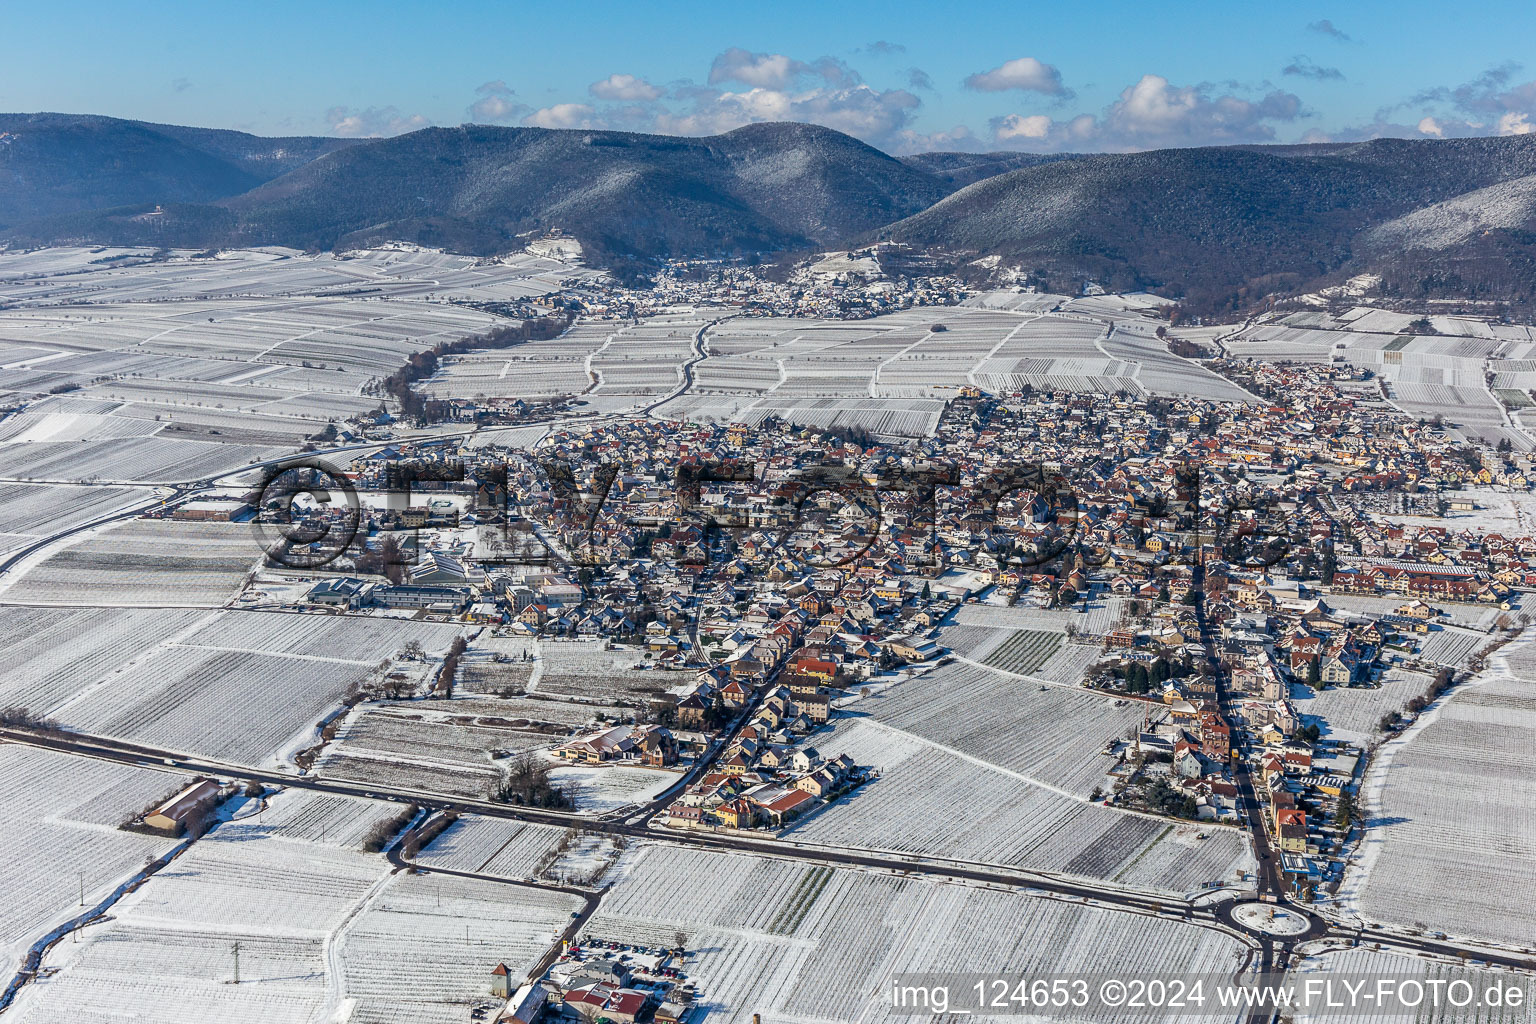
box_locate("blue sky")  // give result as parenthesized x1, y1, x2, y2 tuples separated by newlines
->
(5, 0, 1535, 152)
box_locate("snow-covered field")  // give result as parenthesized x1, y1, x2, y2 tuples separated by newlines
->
(1289, 670, 1432, 744)
(0, 746, 188, 974)
(7, 788, 578, 1024)
(549, 763, 678, 814)
(1338, 638, 1536, 946)
(532, 638, 688, 704)
(0, 519, 257, 606)
(581, 843, 1248, 1023)
(0, 481, 160, 560)
(785, 713, 1252, 893)
(414, 815, 570, 880)
(316, 697, 565, 799)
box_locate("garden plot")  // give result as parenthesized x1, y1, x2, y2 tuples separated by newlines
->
(456, 640, 536, 695)
(532, 639, 686, 704)
(55, 644, 379, 766)
(0, 746, 188, 973)
(315, 699, 567, 799)
(0, 605, 209, 712)
(1338, 642, 1536, 946)
(582, 843, 1247, 1024)
(0, 519, 256, 606)
(414, 815, 569, 880)
(785, 715, 1252, 892)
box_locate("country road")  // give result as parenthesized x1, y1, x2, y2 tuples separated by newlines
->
(5, 725, 1532, 976)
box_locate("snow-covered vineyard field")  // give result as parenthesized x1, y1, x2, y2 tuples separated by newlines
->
(0, 605, 209, 711)
(531, 638, 689, 704)
(610, 302, 1257, 437)
(1339, 640, 1536, 946)
(1290, 946, 1532, 1024)
(413, 815, 570, 880)
(1415, 625, 1487, 667)
(340, 870, 581, 1023)
(979, 628, 1066, 675)
(0, 481, 160, 559)
(582, 843, 1247, 1024)
(178, 609, 467, 662)
(953, 597, 1128, 636)
(549, 762, 679, 814)
(863, 660, 1138, 794)
(0, 291, 517, 482)
(1289, 670, 1432, 744)
(786, 715, 1252, 893)
(0, 607, 465, 767)
(420, 321, 606, 402)
(316, 698, 566, 799)
(0, 746, 188, 973)
(57, 644, 379, 765)
(0, 245, 596, 306)
(1221, 309, 1536, 450)
(7, 788, 580, 1024)
(0, 519, 256, 606)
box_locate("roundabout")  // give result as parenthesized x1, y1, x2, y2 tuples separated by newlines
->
(1216, 898, 1331, 941)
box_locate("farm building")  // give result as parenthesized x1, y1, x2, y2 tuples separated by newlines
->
(143, 779, 222, 833)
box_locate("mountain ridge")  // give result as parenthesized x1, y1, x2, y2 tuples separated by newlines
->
(3, 114, 1535, 308)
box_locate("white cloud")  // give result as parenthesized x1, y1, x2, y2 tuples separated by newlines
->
(589, 73, 664, 102)
(525, 103, 602, 130)
(1098, 74, 1302, 147)
(982, 74, 1303, 152)
(1334, 65, 1536, 143)
(994, 113, 1052, 140)
(964, 57, 1070, 96)
(1498, 111, 1534, 135)
(889, 124, 983, 154)
(324, 105, 431, 138)
(706, 47, 856, 89)
(468, 80, 530, 123)
(708, 48, 808, 89)
(654, 84, 919, 149)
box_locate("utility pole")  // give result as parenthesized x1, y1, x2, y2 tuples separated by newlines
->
(79, 870, 85, 907)
(232, 941, 241, 985)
